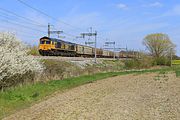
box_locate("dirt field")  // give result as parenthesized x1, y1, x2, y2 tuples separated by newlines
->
(4, 73, 180, 120)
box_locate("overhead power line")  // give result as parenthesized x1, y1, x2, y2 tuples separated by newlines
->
(0, 9, 47, 33)
(51, 25, 78, 38)
(16, 0, 84, 31)
(14, 0, 113, 46)
(0, 18, 46, 33)
(0, 7, 46, 27)
(63, 32, 77, 38)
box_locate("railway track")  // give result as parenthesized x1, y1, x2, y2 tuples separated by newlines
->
(34, 56, 120, 61)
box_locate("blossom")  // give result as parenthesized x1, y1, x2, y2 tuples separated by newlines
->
(0, 32, 44, 82)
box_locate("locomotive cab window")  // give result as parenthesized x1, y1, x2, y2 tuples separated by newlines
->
(40, 41, 45, 44)
(46, 41, 51, 44)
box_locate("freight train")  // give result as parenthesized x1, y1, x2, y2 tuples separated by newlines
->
(38, 36, 139, 58)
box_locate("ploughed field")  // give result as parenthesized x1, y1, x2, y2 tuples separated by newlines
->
(4, 73, 180, 120)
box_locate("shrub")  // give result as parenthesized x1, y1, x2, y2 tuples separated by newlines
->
(27, 45, 40, 56)
(42, 60, 65, 80)
(124, 56, 153, 69)
(152, 57, 170, 66)
(0, 32, 44, 90)
(176, 70, 180, 77)
(124, 59, 140, 69)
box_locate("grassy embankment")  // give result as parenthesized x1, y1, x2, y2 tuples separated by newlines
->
(172, 60, 180, 77)
(0, 66, 180, 118)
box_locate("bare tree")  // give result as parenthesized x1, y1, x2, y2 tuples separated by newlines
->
(143, 33, 176, 58)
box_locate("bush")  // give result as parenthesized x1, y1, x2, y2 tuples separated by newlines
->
(42, 60, 65, 80)
(152, 57, 171, 66)
(124, 59, 140, 69)
(0, 32, 44, 90)
(27, 45, 40, 56)
(124, 56, 153, 69)
(176, 70, 180, 77)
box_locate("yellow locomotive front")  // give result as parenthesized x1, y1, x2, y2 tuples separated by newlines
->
(39, 37, 55, 56)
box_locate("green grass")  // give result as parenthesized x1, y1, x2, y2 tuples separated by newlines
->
(0, 67, 176, 119)
(176, 70, 180, 77)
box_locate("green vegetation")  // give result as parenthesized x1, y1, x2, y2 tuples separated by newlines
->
(41, 59, 82, 80)
(172, 61, 180, 77)
(152, 57, 171, 66)
(27, 46, 40, 56)
(143, 33, 175, 66)
(40, 59, 125, 82)
(176, 70, 180, 77)
(124, 57, 153, 69)
(0, 67, 176, 119)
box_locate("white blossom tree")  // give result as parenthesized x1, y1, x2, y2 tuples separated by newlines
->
(0, 32, 44, 89)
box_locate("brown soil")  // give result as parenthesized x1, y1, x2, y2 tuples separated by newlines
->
(4, 73, 180, 120)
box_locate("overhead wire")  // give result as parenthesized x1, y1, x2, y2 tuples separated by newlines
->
(15, 0, 111, 42)
(16, 0, 84, 31)
(0, 0, 110, 46)
(0, 18, 46, 33)
(0, 7, 47, 27)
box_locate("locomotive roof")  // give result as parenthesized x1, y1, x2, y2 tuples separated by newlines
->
(40, 36, 76, 45)
(40, 36, 102, 50)
(40, 36, 94, 48)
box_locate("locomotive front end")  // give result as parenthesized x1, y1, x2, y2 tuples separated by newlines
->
(39, 37, 55, 56)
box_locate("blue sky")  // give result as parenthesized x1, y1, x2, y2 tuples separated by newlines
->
(0, 0, 180, 55)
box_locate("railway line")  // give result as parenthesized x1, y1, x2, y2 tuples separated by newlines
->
(34, 56, 121, 61)
(38, 37, 140, 59)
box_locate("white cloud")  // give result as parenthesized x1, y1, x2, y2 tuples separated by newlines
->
(149, 2, 163, 7)
(116, 3, 128, 10)
(143, 2, 163, 8)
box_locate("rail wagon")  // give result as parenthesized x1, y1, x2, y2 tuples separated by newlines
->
(119, 51, 127, 58)
(109, 51, 114, 58)
(102, 50, 109, 57)
(76, 44, 84, 56)
(96, 48, 103, 57)
(115, 52, 119, 58)
(83, 46, 94, 57)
